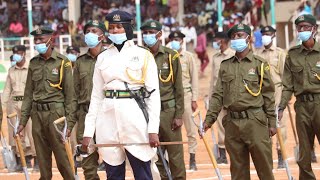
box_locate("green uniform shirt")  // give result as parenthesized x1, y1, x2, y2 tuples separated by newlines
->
(71, 48, 104, 129)
(20, 50, 76, 128)
(205, 51, 276, 128)
(279, 42, 320, 109)
(154, 45, 184, 119)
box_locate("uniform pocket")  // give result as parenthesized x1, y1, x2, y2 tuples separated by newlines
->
(221, 75, 235, 93)
(249, 109, 268, 127)
(159, 69, 172, 86)
(243, 75, 260, 93)
(291, 66, 304, 85)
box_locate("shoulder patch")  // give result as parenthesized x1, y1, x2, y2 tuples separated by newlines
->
(264, 63, 270, 71)
(64, 61, 72, 68)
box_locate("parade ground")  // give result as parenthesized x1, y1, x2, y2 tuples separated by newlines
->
(0, 47, 319, 179)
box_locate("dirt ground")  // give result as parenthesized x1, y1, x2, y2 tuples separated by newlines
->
(0, 47, 319, 179)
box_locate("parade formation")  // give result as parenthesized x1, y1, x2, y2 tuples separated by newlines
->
(0, 2, 320, 180)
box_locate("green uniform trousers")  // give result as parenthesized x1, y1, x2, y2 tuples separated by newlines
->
(224, 108, 274, 180)
(31, 105, 74, 180)
(77, 105, 100, 180)
(156, 107, 186, 180)
(294, 98, 320, 180)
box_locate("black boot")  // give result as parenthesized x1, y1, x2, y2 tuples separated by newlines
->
(189, 153, 197, 171)
(311, 149, 317, 163)
(25, 155, 33, 168)
(15, 155, 23, 172)
(277, 150, 285, 169)
(216, 148, 228, 164)
(32, 156, 39, 172)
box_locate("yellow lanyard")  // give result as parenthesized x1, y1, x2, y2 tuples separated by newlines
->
(243, 63, 264, 97)
(159, 54, 174, 83)
(48, 60, 64, 90)
(312, 71, 320, 81)
(126, 52, 149, 84)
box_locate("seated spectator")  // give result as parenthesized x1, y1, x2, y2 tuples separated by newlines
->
(0, 7, 8, 26)
(7, 0, 19, 18)
(0, 0, 7, 10)
(146, 0, 159, 20)
(163, 11, 176, 27)
(169, 0, 179, 18)
(8, 17, 23, 37)
(120, 2, 135, 15)
(108, 3, 119, 13)
(205, 0, 217, 13)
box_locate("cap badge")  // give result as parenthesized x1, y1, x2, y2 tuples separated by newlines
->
(36, 28, 42, 35)
(316, 61, 320, 68)
(92, 20, 99, 26)
(174, 33, 178, 37)
(238, 23, 244, 29)
(150, 22, 157, 28)
(113, 14, 121, 22)
(265, 27, 269, 31)
(298, 15, 304, 21)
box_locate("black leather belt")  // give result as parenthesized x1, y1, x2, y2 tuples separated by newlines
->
(297, 93, 320, 102)
(32, 102, 64, 111)
(229, 110, 249, 119)
(13, 96, 24, 101)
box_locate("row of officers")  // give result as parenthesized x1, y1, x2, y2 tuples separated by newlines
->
(0, 10, 319, 180)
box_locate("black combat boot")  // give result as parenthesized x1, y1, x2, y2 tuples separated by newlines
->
(216, 148, 228, 164)
(25, 155, 32, 168)
(189, 153, 197, 171)
(311, 149, 317, 163)
(32, 156, 39, 172)
(15, 155, 23, 172)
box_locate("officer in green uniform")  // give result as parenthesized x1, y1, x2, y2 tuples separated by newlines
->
(140, 20, 186, 179)
(278, 14, 320, 180)
(72, 20, 106, 180)
(17, 27, 76, 180)
(204, 23, 276, 180)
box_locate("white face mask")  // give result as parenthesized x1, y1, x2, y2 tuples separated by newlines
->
(262, 35, 273, 46)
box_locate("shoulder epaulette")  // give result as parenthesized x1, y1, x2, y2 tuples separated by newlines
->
(30, 55, 40, 61)
(289, 44, 301, 51)
(137, 45, 151, 51)
(253, 54, 267, 63)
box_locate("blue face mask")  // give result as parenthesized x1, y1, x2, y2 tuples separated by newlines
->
(12, 54, 23, 63)
(212, 41, 220, 50)
(35, 39, 50, 54)
(230, 37, 248, 52)
(171, 40, 181, 51)
(143, 33, 158, 47)
(108, 33, 127, 45)
(85, 32, 102, 48)
(298, 31, 312, 42)
(11, 61, 17, 67)
(67, 53, 77, 62)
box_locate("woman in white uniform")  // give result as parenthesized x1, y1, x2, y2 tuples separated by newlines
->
(81, 10, 161, 179)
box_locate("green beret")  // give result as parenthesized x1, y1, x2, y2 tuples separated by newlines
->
(227, 23, 251, 38)
(140, 20, 162, 31)
(12, 45, 26, 53)
(169, 31, 185, 39)
(105, 10, 133, 24)
(261, 25, 276, 33)
(30, 27, 54, 36)
(84, 20, 106, 33)
(295, 14, 316, 25)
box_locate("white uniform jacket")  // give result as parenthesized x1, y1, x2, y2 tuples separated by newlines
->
(83, 40, 161, 165)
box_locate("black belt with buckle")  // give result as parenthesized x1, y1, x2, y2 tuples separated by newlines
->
(32, 102, 64, 111)
(297, 93, 320, 102)
(229, 110, 249, 119)
(13, 96, 24, 101)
